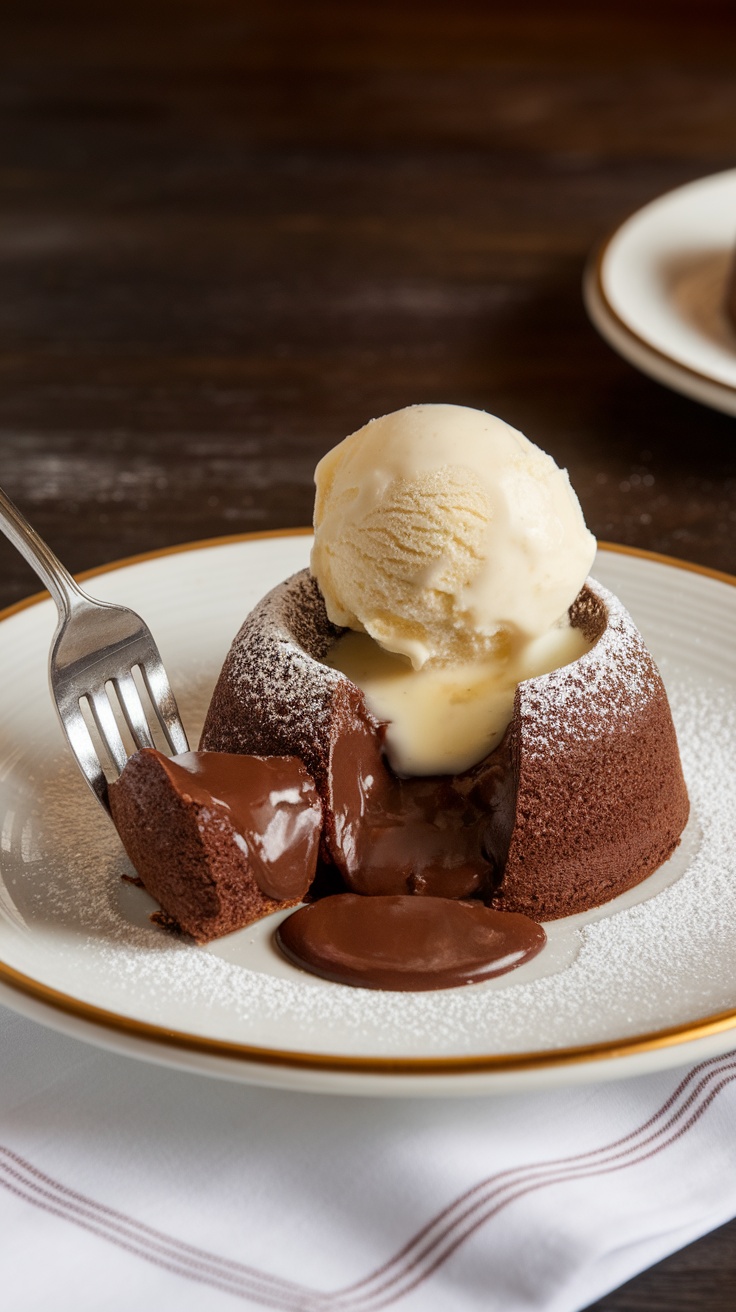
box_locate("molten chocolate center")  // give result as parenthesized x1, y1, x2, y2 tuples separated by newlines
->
(327, 715, 515, 899)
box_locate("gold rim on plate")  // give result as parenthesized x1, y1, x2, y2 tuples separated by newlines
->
(0, 532, 734, 1079)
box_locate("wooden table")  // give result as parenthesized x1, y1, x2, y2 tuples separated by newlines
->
(1, 3, 735, 1305)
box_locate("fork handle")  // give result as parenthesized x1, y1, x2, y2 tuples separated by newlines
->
(0, 485, 88, 620)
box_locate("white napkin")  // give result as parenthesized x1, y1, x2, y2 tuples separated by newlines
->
(2, 1005, 736, 1312)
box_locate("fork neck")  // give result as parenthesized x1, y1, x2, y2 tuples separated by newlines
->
(0, 485, 89, 621)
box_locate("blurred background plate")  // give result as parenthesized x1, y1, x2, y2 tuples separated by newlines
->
(584, 169, 736, 416)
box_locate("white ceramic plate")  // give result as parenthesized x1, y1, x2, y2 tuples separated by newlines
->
(1, 534, 735, 1097)
(583, 169, 736, 415)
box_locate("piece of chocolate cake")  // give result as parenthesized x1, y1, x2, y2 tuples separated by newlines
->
(109, 748, 322, 943)
(201, 569, 689, 921)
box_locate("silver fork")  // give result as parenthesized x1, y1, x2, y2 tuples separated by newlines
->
(0, 485, 189, 812)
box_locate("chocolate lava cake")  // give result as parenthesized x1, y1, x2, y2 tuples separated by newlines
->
(109, 748, 322, 943)
(201, 570, 690, 921)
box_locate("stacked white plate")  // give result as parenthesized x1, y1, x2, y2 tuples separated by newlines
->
(584, 168, 736, 415)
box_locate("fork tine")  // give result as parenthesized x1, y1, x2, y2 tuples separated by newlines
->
(137, 660, 189, 755)
(62, 704, 109, 809)
(112, 673, 156, 751)
(86, 689, 129, 776)
(0, 484, 191, 813)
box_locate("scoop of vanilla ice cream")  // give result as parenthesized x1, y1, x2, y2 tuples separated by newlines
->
(311, 404, 596, 670)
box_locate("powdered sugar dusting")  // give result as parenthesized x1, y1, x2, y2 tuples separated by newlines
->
(200, 570, 357, 785)
(518, 578, 660, 758)
(228, 570, 343, 707)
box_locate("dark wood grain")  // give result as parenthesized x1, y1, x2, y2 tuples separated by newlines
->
(1, 3, 736, 1305)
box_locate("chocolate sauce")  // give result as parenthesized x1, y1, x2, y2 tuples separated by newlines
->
(326, 713, 515, 900)
(276, 894, 546, 991)
(149, 750, 322, 900)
